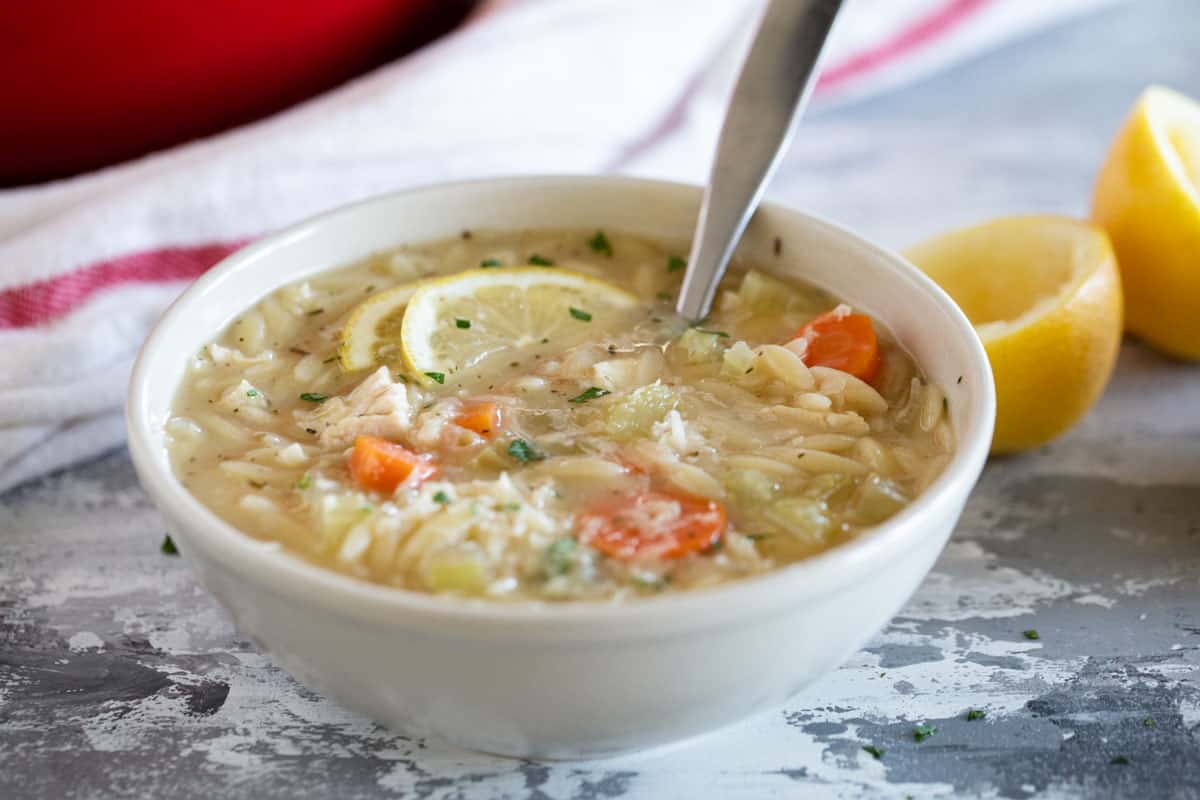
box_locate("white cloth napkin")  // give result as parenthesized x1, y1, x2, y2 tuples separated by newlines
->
(0, 0, 1115, 493)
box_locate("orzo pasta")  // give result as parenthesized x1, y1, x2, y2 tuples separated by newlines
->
(167, 229, 953, 601)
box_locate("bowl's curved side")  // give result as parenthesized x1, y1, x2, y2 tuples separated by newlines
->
(127, 175, 993, 756)
(157, 489, 964, 759)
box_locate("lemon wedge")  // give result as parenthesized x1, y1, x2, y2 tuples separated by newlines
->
(906, 216, 1123, 454)
(1093, 86, 1200, 359)
(337, 283, 420, 371)
(399, 268, 639, 384)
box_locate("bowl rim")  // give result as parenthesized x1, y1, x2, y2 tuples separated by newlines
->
(126, 174, 995, 636)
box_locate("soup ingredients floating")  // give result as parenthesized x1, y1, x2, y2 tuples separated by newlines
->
(397, 268, 638, 384)
(1092, 85, 1200, 360)
(168, 227, 953, 602)
(906, 215, 1122, 454)
(349, 435, 437, 494)
(793, 308, 881, 382)
(338, 283, 421, 371)
(577, 492, 726, 561)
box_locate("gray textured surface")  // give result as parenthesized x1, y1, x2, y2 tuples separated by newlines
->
(3, 1, 1200, 797)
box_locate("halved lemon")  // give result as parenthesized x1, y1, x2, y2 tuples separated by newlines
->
(1092, 86, 1200, 359)
(399, 268, 639, 384)
(337, 283, 420, 371)
(906, 216, 1123, 454)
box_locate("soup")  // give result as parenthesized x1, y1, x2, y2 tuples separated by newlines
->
(166, 229, 953, 601)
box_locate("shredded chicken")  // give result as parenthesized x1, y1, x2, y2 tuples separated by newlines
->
(295, 367, 413, 448)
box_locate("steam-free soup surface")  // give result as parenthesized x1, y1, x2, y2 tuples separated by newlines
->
(167, 229, 953, 601)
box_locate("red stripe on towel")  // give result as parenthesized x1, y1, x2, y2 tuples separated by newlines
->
(817, 0, 992, 94)
(0, 241, 244, 329)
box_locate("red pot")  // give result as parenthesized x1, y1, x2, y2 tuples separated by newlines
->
(0, 0, 467, 185)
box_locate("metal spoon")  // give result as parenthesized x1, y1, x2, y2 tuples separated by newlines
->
(676, 0, 844, 322)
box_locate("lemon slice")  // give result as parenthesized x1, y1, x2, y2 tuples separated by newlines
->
(337, 283, 420, 371)
(1093, 86, 1200, 359)
(906, 215, 1123, 454)
(399, 268, 639, 384)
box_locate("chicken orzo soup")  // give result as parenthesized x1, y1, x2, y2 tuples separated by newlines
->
(167, 229, 954, 601)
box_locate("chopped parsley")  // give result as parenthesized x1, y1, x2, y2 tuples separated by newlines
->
(433, 490, 451, 505)
(587, 231, 613, 256)
(480, 258, 502, 268)
(912, 723, 937, 742)
(862, 745, 884, 760)
(507, 439, 544, 463)
(693, 328, 730, 338)
(656, 291, 673, 301)
(1110, 755, 1130, 765)
(569, 386, 611, 404)
(245, 389, 259, 398)
(299, 392, 328, 403)
(160, 535, 179, 556)
(1143, 717, 1156, 727)
(455, 318, 471, 329)
(569, 307, 592, 322)
(746, 533, 772, 541)
(528, 254, 555, 266)
(1023, 629, 1041, 640)
(294, 473, 312, 490)
(667, 255, 687, 272)
(966, 709, 986, 721)
(545, 537, 578, 576)
(424, 371, 446, 384)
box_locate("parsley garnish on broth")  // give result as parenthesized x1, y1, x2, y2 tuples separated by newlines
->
(299, 392, 328, 404)
(862, 745, 884, 760)
(693, 328, 730, 338)
(433, 490, 451, 505)
(545, 537, 578, 575)
(507, 439, 544, 463)
(656, 291, 672, 301)
(480, 258, 501, 268)
(966, 709, 986, 721)
(455, 318, 471, 329)
(587, 231, 613, 257)
(1023, 629, 1040, 640)
(160, 535, 179, 556)
(294, 473, 312, 490)
(424, 371, 446, 384)
(528, 254, 555, 266)
(912, 723, 937, 742)
(668, 255, 687, 272)
(569, 387, 610, 404)
(569, 307, 592, 322)
(245, 389, 259, 398)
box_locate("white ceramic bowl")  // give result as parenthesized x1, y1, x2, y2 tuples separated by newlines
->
(127, 176, 994, 759)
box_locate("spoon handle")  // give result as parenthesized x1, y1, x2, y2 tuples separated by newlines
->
(676, 0, 844, 322)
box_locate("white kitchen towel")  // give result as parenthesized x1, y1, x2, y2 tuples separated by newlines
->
(0, 0, 1116, 493)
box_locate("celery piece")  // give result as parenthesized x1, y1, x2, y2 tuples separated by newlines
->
(856, 475, 909, 524)
(766, 497, 835, 541)
(605, 383, 677, 440)
(676, 327, 727, 364)
(313, 492, 372, 554)
(423, 546, 489, 594)
(723, 469, 780, 505)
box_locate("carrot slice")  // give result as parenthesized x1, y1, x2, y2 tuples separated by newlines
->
(454, 402, 501, 437)
(348, 436, 437, 494)
(794, 309, 881, 383)
(577, 491, 727, 561)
